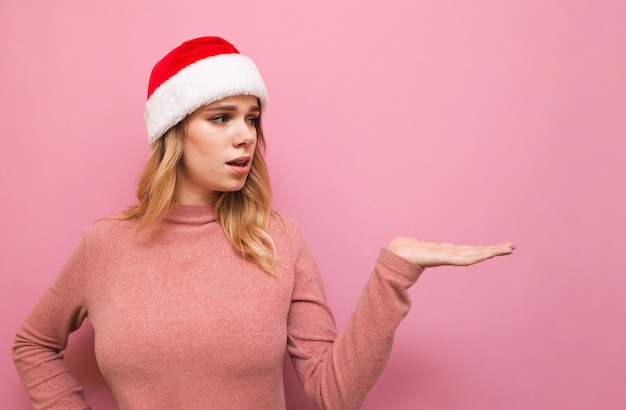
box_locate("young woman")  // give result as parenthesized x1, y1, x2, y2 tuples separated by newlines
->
(12, 36, 514, 409)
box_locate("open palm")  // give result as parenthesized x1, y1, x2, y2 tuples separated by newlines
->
(387, 237, 515, 268)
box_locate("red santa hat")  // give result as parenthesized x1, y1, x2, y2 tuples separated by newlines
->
(144, 36, 269, 145)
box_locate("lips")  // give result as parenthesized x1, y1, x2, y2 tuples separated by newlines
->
(226, 159, 249, 167)
(226, 156, 252, 176)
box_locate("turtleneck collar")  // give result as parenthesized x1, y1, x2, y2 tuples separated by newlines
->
(163, 203, 218, 225)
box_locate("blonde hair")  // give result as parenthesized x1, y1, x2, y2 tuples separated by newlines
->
(114, 117, 278, 275)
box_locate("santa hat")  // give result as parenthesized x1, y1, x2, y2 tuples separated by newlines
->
(144, 36, 268, 145)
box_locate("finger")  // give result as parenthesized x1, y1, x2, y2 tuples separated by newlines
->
(458, 243, 515, 256)
(493, 242, 516, 255)
(451, 244, 514, 265)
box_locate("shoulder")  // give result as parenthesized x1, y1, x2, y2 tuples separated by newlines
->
(268, 210, 311, 252)
(268, 211, 306, 240)
(81, 217, 137, 248)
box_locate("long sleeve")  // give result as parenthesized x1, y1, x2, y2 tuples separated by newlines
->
(286, 225, 423, 410)
(12, 207, 422, 409)
(12, 238, 91, 410)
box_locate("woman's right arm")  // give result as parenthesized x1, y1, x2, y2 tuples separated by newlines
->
(12, 237, 91, 410)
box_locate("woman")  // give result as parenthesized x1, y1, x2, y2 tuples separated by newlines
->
(12, 36, 514, 409)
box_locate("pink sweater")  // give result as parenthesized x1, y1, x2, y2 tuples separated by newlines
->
(13, 204, 423, 409)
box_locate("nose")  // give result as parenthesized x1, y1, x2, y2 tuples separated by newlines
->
(233, 119, 257, 147)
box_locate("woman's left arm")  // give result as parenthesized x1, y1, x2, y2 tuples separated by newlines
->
(286, 224, 514, 410)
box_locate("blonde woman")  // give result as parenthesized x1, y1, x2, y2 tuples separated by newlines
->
(12, 37, 514, 409)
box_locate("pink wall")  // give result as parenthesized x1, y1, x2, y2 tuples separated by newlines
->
(1, 0, 625, 408)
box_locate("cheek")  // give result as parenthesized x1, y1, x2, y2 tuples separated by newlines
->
(180, 146, 206, 176)
(184, 139, 216, 164)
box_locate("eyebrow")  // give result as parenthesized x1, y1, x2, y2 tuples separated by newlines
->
(204, 104, 260, 113)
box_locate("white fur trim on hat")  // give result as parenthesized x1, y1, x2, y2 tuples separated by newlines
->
(144, 53, 268, 145)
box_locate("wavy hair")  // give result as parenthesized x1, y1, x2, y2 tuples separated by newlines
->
(113, 116, 277, 275)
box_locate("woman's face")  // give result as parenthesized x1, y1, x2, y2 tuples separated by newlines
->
(176, 95, 260, 204)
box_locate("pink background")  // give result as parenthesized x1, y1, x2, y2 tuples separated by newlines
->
(1, 0, 625, 408)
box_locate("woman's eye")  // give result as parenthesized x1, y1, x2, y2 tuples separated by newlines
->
(246, 116, 259, 125)
(210, 115, 228, 124)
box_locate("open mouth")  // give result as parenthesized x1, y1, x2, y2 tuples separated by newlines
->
(226, 159, 250, 167)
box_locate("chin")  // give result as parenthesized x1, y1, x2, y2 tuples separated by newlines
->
(223, 183, 248, 193)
